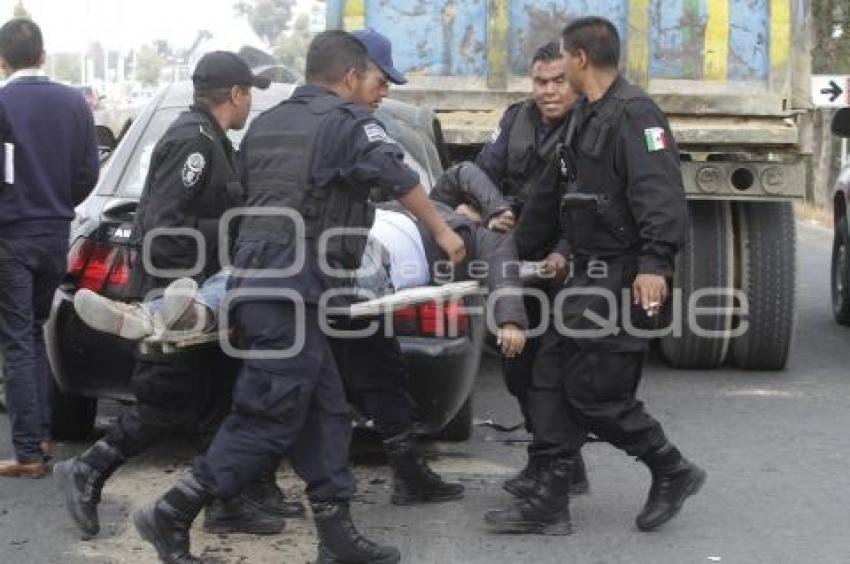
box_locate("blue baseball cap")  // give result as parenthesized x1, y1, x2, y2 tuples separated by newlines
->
(351, 28, 407, 85)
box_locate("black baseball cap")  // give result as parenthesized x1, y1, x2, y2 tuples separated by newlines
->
(351, 28, 407, 85)
(192, 51, 271, 90)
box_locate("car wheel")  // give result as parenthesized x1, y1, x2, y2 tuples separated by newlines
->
(660, 201, 734, 369)
(436, 396, 473, 442)
(49, 376, 97, 441)
(730, 202, 796, 370)
(832, 217, 850, 326)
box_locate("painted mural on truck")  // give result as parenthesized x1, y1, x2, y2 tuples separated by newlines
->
(328, 0, 788, 85)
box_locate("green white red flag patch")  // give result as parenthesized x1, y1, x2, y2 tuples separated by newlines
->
(644, 127, 669, 152)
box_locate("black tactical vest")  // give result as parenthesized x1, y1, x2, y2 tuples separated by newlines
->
(559, 78, 643, 257)
(238, 92, 375, 271)
(504, 100, 568, 205)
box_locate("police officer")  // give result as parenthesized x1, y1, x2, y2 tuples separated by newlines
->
(327, 28, 466, 506)
(485, 17, 705, 535)
(55, 52, 298, 539)
(132, 31, 465, 564)
(475, 42, 589, 499)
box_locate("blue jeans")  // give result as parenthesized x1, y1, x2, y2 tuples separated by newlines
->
(143, 269, 230, 324)
(0, 235, 68, 462)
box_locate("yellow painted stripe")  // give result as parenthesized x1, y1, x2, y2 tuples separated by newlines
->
(487, 0, 509, 89)
(770, 0, 791, 73)
(343, 0, 365, 31)
(703, 0, 729, 81)
(627, 0, 650, 87)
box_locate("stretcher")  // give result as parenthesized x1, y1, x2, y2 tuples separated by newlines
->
(139, 281, 481, 353)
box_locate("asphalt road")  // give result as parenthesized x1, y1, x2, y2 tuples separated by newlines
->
(0, 222, 848, 564)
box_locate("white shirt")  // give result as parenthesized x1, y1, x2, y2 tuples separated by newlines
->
(368, 209, 430, 290)
(3, 68, 47, 85)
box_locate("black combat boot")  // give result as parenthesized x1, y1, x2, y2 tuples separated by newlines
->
(241, 469, 306, 518)
(54, 439, 126, 537)
(133, 473, 211, 564)
(383, 431, 464, 505)
(203, 495, 286, 535)
(503, 450, 589, 499)
(313, 501, 401, 564)
(635, 443, 706, 532)
(485, 454, 573, 535)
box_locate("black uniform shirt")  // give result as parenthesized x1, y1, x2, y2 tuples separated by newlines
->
(568, 76, 686, 276)
(306, 85, 420, 199)
(132, 105, 235, 291)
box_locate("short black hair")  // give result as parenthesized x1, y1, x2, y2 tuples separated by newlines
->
(193, 85, 248, 112)
(305, 30, 368, 85)
(0, 18, 43, 71)
(531, 42, 562, 66)
(561, 17, 620, 68)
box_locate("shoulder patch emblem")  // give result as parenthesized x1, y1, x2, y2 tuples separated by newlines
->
(182, 152, 206, 188)
(644, 127, 669, 152)
(364, 123, 388, 143)
(489, 126, 501, 144)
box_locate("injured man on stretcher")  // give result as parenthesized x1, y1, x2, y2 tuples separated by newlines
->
(74, 161, 529, 354)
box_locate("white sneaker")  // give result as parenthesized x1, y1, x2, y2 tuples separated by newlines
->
(73, 289, 153, 340)
(160, 278, 199, 330)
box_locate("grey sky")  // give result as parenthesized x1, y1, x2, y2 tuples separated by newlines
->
(1, 0, 316, 54)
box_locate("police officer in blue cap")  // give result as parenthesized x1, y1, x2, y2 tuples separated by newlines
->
(132, 31, 465, 564)
(328, 28, 466, 507)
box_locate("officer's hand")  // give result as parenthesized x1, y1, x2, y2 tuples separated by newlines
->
(540, 252, 568, 282)
(455, 203, 483, 224)
(497, 323, 526, 358)
(632, 274, 668, 316)
(487, 209, 516, 232)
(436, 229, 466, 264)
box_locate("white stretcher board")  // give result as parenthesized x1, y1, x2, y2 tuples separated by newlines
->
(139, 281, 481, 352)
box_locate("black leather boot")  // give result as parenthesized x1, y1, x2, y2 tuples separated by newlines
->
(133, 473, 211, 564)
(485, 454, 573, 535)
(241, 470, 306, 518)
(503, 450, 589, 499)
(203, 495, 286, 535)
(54, 439, 126, 537)
(383, 431, 464, 505)
(635, 443, 706, 532)
(313, 501, 401, 564)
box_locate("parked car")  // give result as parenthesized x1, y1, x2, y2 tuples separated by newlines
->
(831, 108, 850, 325)
(45, 82, 481, 442)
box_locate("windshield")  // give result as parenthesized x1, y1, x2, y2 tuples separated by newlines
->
(116, 108, 250, 198)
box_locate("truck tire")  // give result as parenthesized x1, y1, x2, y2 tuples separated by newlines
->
(437, 396, 473, 442)
(660, 201, 734, 369)
(49, 376, 97, 441)
(730, 202, 796, 370)
(831, 217, 850, 325)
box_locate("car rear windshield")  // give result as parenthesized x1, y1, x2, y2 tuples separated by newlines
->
(116, 108, 250, 198)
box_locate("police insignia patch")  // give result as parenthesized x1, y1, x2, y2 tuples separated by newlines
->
(182, 152, 206, 187)
(364, 123, 388, 143)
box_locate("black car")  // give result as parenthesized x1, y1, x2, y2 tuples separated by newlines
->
(44, 82, 482, 442)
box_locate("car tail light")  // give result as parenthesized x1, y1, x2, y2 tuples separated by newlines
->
(106, 249, 131, 287)
(67, 239, 131, 293)
(392, 298, 469, 338)
(393, 305, 418, 335)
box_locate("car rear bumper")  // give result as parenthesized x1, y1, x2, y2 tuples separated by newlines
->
(46, 287, 137, 401)
(46, 288, 484, 432)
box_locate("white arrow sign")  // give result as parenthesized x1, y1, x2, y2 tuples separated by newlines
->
(812, 75, 850, 107)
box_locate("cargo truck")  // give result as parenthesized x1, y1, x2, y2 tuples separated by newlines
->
(327, 0, 811, 370)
